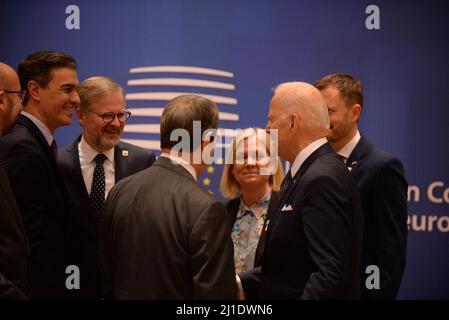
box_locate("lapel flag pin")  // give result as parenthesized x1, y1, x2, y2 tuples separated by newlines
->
(265, 220, 270, 231)
(348, 161, 357, 172)
(122, 150, 129, 157)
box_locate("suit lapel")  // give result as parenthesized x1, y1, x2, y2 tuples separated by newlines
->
(255, 191, 280, 266)
(17, 115, 55, 165)
(346, 135, 372, 174)
(264, 143, 334, 251)
(114, 142, 130, 182)
(17, 115, 67, 197)
(70, 136, 91, 201)
(266, 191, 280, 222)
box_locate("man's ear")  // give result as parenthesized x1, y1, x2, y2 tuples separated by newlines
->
(200, 139, 209, 148)
(77, 108, 84, 127)
(0, 91, 6, 112)
(200, 133, 217, 165)
(201, 129, 217, 149)
(27, 80, 41, 102)
(351, 104, 362, 122)
(200, 138, 214, 153)
(290, 112, 301, 133)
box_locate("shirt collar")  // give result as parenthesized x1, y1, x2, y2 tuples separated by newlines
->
(237, 189, 272, 219)
(337, 130, 361, 160)
(21, 111, 54, 146)
(79, 134, 115, 165)
(290, 138, 328, 177)
(160, 152, 197, 181)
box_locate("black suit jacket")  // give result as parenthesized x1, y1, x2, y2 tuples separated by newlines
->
(0, 114, 69, 298)
(0, 160, 30, 299)
(346, 136, 408, 300)
(102, 156, 237, 299)
(226, 191, 280, 269)
(240, 143, 364, 299)
(57, 136, 155, 299)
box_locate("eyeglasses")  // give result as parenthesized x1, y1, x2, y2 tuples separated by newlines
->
(93, 110, 131, 123)
(4, 90, 26, 103)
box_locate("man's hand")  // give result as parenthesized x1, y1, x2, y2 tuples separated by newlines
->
(236, 275, 246, 300)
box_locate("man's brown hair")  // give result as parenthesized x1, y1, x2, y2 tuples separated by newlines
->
(18, 50, 77, 105)
(160, 94, 219, 150)
(314, 73, 363, 108)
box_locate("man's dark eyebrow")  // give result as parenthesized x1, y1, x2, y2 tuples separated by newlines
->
(60, 83, 76, 89)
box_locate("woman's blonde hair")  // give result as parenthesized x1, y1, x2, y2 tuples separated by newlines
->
(221, 128, 284, 199)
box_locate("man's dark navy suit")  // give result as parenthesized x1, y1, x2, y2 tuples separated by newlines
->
(346, 136, 408, 300)
(58, 136, 155, 299)
(240, 143, 364, 299)
(0, 114, 68, 298)
(0, 156, 30, 299)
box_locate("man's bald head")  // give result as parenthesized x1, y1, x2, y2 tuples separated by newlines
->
(0, 62, 20, 89)
(272, 81, 330, 131)
(266, 81, 330, 162)
(0, 61, 22, 135)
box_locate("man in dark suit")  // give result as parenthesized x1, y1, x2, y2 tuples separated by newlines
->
(58, 76, 155, 299)
(102, 94, 237, 299)
(0, 51, 80, 298)
(314, 73, 408, 300)
(239, 82, 364, 300)
(0, 62, 29, 299)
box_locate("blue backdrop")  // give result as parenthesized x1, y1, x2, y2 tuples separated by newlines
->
(1, 0, 448, 299)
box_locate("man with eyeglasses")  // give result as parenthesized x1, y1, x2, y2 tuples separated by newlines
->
(0, 65, 25, 136)
(0, 62, 29, 299)
(57, 76, 155, 299)
(0, 51, 80, 299)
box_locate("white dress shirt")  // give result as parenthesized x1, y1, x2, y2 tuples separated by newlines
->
(21, 111, 54, 146)
(336, 130, 361, 163)
(290, 138, 328, 177)
(78, 135, 115, 199)
(160, 152, 197, 181)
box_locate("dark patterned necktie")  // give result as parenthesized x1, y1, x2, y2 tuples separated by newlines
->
(336, 154, 347, 164)
(90, 153, 107, 221)
(50, 139, 58, 160)
(280, 170, 293, 195)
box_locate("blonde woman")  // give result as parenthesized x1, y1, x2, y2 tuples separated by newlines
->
(221, 128, 283, 274)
